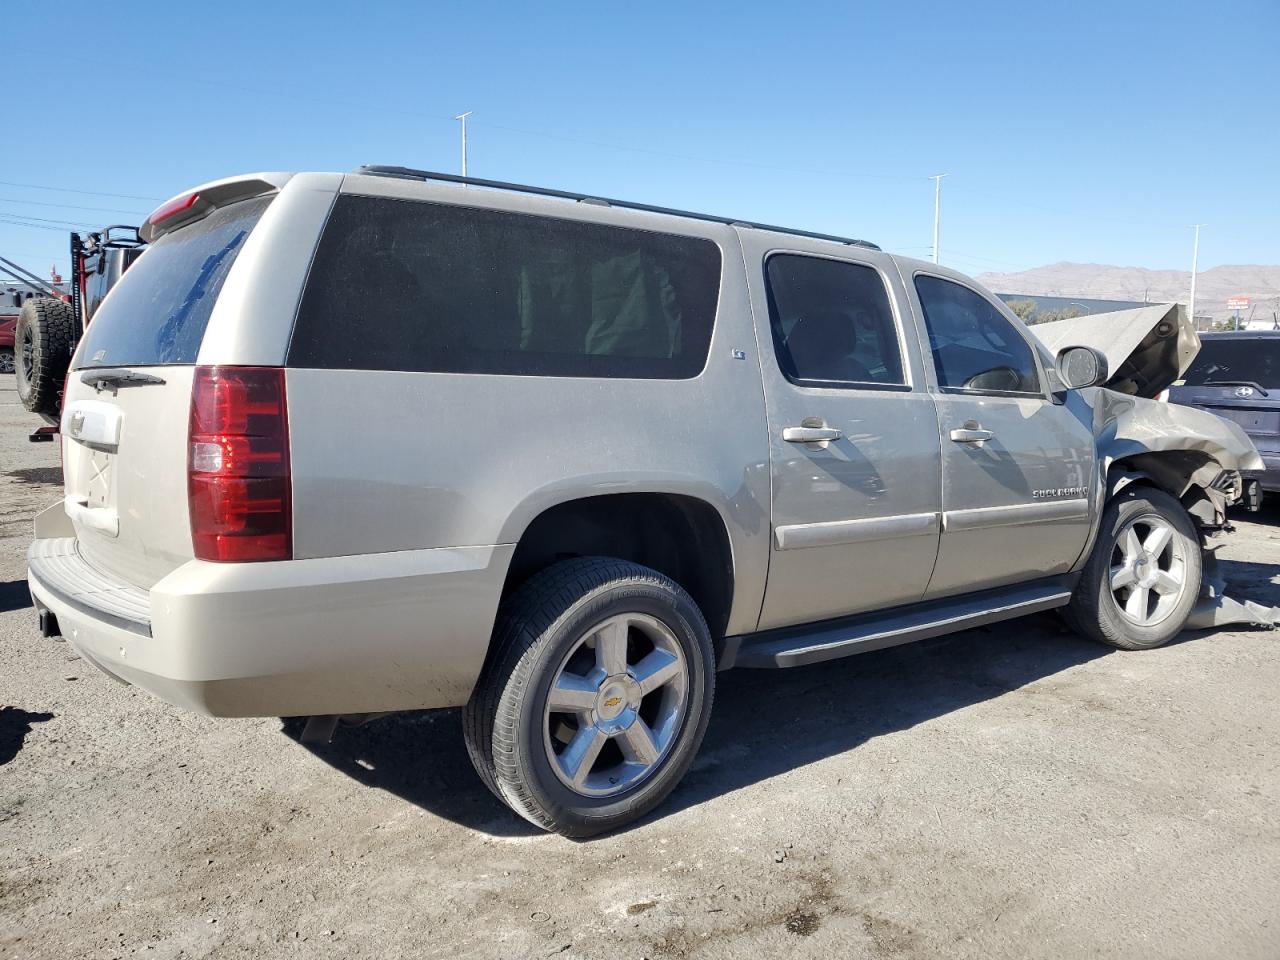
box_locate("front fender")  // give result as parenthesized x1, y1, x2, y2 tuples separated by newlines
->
(1093, 389, 1263, 479)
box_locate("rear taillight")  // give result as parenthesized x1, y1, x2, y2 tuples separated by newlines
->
(188, 366, 291, 562)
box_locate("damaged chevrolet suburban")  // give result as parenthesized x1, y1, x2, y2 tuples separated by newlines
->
(26, 168, 1262, 836)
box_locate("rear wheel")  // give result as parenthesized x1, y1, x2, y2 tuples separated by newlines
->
(15, 298, 77, 416)
(1066, 487, 1202, 650)
(463, 558, 714, 837)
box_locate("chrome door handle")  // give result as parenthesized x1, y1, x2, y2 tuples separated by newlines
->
(949, 426, 994, 444)
(783, 425, 843, 443)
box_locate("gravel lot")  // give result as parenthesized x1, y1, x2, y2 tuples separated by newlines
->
(2, 375, 1279, 960)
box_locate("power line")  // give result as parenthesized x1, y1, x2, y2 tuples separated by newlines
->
(944, 249, 1036, 270)
(0, 213, 100, 230)
(958, 185, 1187, 232)
(0, 257, 65, 270)
(0, 178, 161, 202)
(0, 196, 148, 216)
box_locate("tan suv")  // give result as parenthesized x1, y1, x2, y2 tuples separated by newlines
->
(26, 166, 1260, 836)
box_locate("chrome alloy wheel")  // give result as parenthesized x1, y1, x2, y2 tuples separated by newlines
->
(0, 349, 13, 374)
(543, 613, 690, 798)
(1110, 514, 1188, 627)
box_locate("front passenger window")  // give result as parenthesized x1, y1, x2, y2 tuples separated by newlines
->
(914, 275, 1040, 394)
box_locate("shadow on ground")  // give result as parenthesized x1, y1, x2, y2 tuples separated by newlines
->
(0, 580, 31, 614)
(1232, 497, 1280, 528)
(0, 706, 54, 766)
(5, 467, 63, 486)
(290, 613, 1112, 838)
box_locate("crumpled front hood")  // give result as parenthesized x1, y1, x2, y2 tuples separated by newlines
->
(1032, 303, 1199, 398)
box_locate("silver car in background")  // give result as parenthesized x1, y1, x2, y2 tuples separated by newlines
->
(26, 167, 1261, 836)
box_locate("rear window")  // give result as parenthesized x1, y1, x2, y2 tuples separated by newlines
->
(74, 196, 272, 370)
(1181, 337, 1280, 388)
(288, 195, 722, 378)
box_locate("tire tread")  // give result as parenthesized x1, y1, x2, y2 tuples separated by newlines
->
(15, 297, 77, 416)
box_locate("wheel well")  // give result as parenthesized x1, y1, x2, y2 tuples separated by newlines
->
(502, 494, 735, 638)
(1107, 451, 1229, 531)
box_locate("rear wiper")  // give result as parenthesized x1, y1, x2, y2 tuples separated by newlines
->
(81, 368, 167, 393)
(1201, 379, 1270, 397)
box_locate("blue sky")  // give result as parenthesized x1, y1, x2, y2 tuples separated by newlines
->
(4, 0, 1277, 282)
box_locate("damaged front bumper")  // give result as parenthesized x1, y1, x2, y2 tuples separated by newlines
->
(1188, 550, 1280, 630)
(1033, 304, 1274, 629)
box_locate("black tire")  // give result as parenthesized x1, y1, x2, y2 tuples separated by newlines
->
(0, 346, 13, 375)
(1065, 487, 1202, 650)
(15, 297, 77, 416)
(463, 558, 715, 838)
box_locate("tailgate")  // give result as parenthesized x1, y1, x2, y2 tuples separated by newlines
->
(61, 369, 196, 589)
(59, 190, 279, 591)
(1204, 404, 1280, 438)
(1169, 386, 1280, 439)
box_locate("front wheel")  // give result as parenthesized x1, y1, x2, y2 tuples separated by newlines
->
(1065, 487, 1202, 650)
(0, 347, 13, 375)
(463, 558, 715, 837)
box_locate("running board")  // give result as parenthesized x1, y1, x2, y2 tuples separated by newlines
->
(722, 575, 1077, 670)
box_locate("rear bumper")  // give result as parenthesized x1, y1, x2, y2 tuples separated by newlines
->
(28, 537, 513, 717)
(1243, 454, 1280, 492)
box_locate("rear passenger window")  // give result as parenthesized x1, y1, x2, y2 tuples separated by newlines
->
(289, 195, 721, 378)
(765, 254, 905, 388)
(914, 275, 1041, 394)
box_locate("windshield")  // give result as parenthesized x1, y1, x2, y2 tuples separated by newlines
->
(1181, 337, 1280, 389)
(74, 196, 272, 369)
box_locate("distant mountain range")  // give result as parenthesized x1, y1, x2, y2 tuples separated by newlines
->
(975, 262, 1280, 325)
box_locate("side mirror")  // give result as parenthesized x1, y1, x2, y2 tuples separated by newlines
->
(1055, 345, 1109, 390)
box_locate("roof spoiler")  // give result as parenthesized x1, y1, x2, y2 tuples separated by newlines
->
(140, 173, 292, 243)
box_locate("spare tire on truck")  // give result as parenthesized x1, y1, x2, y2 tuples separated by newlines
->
(15, 297, 77, 417)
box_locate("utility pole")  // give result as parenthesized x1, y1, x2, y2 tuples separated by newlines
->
(1189, 224, 1203, 329)
(454, 111, 473, 177)
(930, 174, 948, 264)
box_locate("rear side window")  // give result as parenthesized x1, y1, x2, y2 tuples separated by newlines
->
(289, 195, 721, 378)
(1182, 337, 1280, 388)
(765, 254, 905, 388)
(74, 197, 272, 370)
(914, 275, 1041, 394)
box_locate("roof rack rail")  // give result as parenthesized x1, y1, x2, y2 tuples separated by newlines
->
(354, 165, 880, 251)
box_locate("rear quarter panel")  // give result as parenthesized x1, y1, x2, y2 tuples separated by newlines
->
(285, 180, 772, 635)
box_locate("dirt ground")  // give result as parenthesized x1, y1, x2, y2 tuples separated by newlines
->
(2, 376, 1279, 960)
